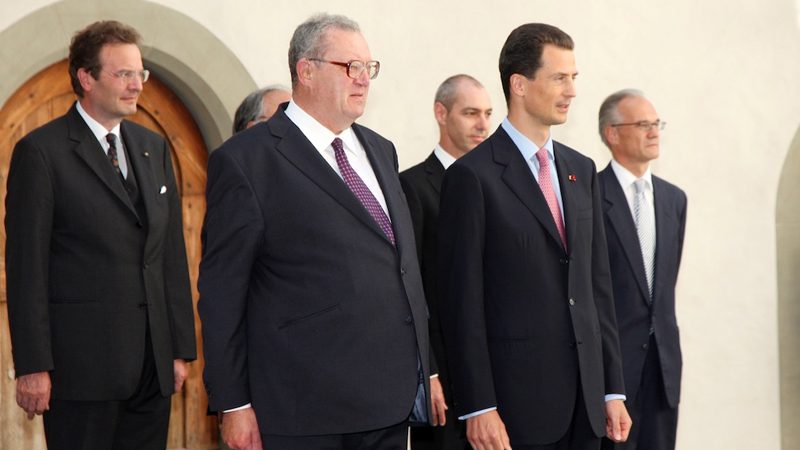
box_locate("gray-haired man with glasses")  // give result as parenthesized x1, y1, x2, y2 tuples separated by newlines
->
(199, 13, 432, 450)
(598, 89, 687, 450)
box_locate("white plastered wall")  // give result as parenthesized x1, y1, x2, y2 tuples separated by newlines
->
(2, 1, 799, 448)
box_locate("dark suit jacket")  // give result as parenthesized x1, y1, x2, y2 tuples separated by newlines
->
(5, 103, 196, 400)
(198, 107, 431, 436)
(599, 164, 686, 408)
(399, 152, 445, 376)
(437, 127, 625, 445)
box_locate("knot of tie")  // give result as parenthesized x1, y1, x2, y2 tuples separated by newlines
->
(634, 178, 647, 194)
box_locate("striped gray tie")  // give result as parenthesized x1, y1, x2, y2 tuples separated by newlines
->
(634, 179, 655, 300)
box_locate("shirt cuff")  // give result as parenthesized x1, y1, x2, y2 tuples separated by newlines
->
(605, 394, 626, 402)
(458, 406, 497, 420)
(223, 403, 252, 413)
(430, 373, 439, 379)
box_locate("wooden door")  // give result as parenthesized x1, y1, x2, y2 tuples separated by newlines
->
(0, 60, 217, 450)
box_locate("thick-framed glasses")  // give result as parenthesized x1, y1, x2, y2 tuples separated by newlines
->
(610, 120, 666, 131)
(308, 58, 380, 80)
(105, 69, 151, 83)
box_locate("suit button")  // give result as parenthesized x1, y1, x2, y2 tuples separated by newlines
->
(642, 343, 649, 350)
(569, 298, 575, 306)
(405, 315, 413, 324)
(560, 258, 569, 265)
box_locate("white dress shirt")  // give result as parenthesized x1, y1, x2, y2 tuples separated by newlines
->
(610, 159, 655, 229)
(76, 101, 128, 178)
(284, 100, 390, 217)
(433, 144, 457, 170)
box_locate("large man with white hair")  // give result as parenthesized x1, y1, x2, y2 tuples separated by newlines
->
(597, 89, 686, 450)
(199, 13, 432, 450)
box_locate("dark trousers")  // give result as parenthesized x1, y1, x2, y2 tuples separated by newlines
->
(410, 406, 470, 450)
(601, 337, 678, 450)
(516, 381, 600, 450)
(43, 329, 171, 450)
(262, 421, 408, 450)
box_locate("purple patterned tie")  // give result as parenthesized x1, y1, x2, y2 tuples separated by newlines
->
(331, 138, 396, 245)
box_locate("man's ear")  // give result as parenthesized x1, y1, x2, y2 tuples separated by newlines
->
(77, 67, 95, 94)
(434, 102, 448, 126)
(509, 73, 528, 98)
(296, 59, 314, 86)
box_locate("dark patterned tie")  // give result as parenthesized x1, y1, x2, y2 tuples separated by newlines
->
(331, 138, 395, 245)
(106, 133, 123, 179)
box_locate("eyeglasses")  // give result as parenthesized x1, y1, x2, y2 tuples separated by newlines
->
(610, 120, 666, 131)
(105, 69, 150, 83)
(308, 58, 380, 80)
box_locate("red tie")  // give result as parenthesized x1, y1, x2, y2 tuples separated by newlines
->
(535, 147, 566, 249)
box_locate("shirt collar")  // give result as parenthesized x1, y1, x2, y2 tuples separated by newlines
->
(501, 117, 554, 163)
(610, 158, 652, 190)
(284, 100, 358, 153)
(433, 144, 457, 170)
(76, 100, 121, 145)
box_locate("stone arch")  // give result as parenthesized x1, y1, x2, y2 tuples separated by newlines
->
(777, 123, 800, 450)
(0, 0, 259, 149)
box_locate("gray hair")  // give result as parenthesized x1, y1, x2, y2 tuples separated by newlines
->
(598, 88, 644, 147)
(232, 84, 291, 134)
(288, 13, 361, 86)
(434, 74, 484, 111)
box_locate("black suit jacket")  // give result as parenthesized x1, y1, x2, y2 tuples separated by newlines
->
(198, 107, 431, 436)
(399, 152, 445, 376)
(5, 104, 196, 400)
(599, 164, 686, 408)
(437, 127, 624, 445)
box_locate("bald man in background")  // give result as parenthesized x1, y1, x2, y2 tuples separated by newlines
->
(400, 74, 492, 450)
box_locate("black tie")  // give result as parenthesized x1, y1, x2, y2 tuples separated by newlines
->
(106, 133, 124, 180)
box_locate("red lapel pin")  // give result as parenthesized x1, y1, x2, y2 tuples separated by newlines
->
(568, 174, 577, 182)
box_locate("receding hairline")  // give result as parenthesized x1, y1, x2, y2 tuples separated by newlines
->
(434, 74, 486, 111)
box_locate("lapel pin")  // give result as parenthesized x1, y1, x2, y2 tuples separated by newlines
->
(160, 185, 167, 194)
(143, 151, 150, 157)
(568, 174, 577, 182)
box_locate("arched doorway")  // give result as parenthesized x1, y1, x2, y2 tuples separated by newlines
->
(777, 124, 800, 450)
(0, 60, 215, 449)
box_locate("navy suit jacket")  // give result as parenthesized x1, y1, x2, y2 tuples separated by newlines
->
(599, 163, 687, 408)
(437, 127, 624, 445)
(5, 104, 196, 400)
(198, 107, 431, 436)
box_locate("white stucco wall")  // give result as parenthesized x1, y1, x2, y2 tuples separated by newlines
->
(2, 1, 799, 448)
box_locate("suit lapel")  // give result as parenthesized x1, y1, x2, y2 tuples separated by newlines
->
(493, 129, 564, 251)
(354, 124, 400, 248)
(270, 114, 391, 246)
(121, 121, 157, 230)
(553, 142, 575, 254)
(600, 165, 650, 302)
(424, 152, 444, 195)
(652, 177, 674, 301)
(67, 106, 139, 220)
